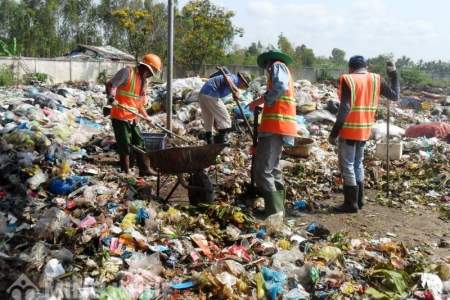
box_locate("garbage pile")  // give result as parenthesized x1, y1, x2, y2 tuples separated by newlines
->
(0, 78, 450, 299)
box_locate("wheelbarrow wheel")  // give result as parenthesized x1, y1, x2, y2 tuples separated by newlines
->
(188, 170, 214, 205)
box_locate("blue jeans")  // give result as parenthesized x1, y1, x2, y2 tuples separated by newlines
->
(337, 138, 366, 186)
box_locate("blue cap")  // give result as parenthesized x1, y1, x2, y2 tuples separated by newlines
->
(349, 55, 367, 65)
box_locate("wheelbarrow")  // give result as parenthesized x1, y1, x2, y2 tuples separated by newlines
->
(132, 144, 229, 206)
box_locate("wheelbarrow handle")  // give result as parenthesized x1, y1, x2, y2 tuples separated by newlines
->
(216, 67, 254, 137)
(111, 100, 193, 145)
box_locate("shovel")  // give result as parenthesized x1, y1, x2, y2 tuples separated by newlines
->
(216, 67, 254, 137)
(111, 100, 193, 145)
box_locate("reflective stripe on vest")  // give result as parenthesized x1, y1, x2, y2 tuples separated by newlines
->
(258, 63, 297, 136)
(338, 73, 381, 140)
(110, 66, 142, 121)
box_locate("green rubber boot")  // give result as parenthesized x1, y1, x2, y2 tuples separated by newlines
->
(274, 182, 286, 211)
(275, 182, 285, 198)
(263, 190, 285, 219)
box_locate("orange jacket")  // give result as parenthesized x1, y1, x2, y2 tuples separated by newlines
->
(110, 66, 144, 121)
(338, 73, 381, 140)
(258, 63, 297, 136)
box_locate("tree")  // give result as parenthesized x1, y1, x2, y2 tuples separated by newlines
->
(295, 44, 315, 67)
(175, 0, 244, 74)
(143, 0, 168, 61)
(277, 32, 295, 63)
(112, 7, 155, 61)
(367, 53, 394, 76)
(395, 55, 412, 69)
(330, 48, 345, 64)
(59, 0, 100, 53)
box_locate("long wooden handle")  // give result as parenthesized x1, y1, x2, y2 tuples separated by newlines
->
(216, 67, 253, 137)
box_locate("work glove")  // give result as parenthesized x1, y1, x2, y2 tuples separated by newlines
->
(245, 96, 264, 112)
(386, 61, 396, 74)
(250, 145, 257, 155)
(107, 95, 115, 105)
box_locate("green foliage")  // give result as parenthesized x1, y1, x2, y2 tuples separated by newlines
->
(277, 33, 295, 61)
(0, 38, 17, 56)
(23, 72, 51, 85)
(111, 7, 154, 61)
(175, 0, 244, 74)
(97, 69, 108, 84)
(317, 69, 335, 81)
(367, 53, 394, 76)
(293, 44, 315, 67)
(330, 48, 346, 64)
(0, 64, 15, 86)
(400, 68, 432, 85)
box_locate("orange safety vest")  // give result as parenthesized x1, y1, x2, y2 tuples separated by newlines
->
(110, 66, 144, 121)
(258, 62, 297, 136)
(338, 73, 381, 140)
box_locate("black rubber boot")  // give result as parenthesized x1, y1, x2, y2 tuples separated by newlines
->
(357, 181, 365, 209)
(205, 132, 213, 145)
(333, 185, 359, 213)
(213, 128, 229, 144)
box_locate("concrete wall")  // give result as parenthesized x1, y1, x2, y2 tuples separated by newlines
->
(2, 57, 450, 84)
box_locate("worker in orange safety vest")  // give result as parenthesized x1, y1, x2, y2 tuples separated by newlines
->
(105, 53, 162, 177)
(328, 55, 400, 213)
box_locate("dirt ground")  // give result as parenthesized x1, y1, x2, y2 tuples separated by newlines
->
(153, 178, 450, 259)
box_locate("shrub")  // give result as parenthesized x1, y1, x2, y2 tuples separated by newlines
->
(23, 72, 52, 85)
(0, 64, 15, 86)
(318, 69, 335, 81)
(97, 69, 108, 84)
(400, 68, 431, 85)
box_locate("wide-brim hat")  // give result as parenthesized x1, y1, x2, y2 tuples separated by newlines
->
(257, 49, 294, 69)
(238, 71, 252, 86)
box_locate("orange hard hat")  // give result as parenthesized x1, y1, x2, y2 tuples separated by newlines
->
(139, 53, 162, 77)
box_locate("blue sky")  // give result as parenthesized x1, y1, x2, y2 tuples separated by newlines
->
(165, 0, 450, 63)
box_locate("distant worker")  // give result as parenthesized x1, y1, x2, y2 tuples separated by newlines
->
(246, 49, 297, 218)
(105, 53, 162, 176)
(198, 71, 252, 144)
(328, 56, 400, 213)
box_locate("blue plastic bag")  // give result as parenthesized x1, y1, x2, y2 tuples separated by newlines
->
(261, 267, 288, 300)
(233, 105, 253, 119)
(48, 176, 89, 195)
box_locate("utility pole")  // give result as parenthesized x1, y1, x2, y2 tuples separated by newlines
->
(166, 0, 174, 135)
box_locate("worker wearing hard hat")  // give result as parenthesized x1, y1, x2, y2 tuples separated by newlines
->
(105, 53, 162, 177)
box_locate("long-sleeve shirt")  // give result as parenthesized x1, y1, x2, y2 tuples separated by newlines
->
(199, 74, 241, 98)
(329, 69, 400, 139)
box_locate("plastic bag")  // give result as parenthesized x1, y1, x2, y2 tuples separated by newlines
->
(26, 169, 48, 190)
(48, 177, 75, 195)
(98, 286, 131, 300)
(43, 258, 65, 278)
(261, 267, 288, 300)
(34, 207, 71, 239)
